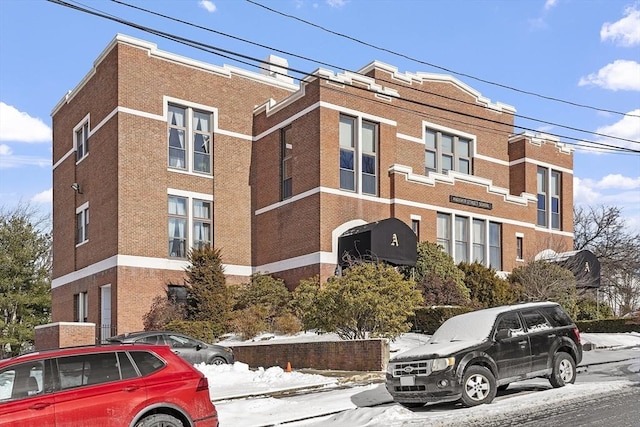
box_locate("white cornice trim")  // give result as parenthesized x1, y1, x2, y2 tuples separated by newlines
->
(509, 131, 573, 154)
(51, 34, 298, 117)
(358, 61, 516, 114)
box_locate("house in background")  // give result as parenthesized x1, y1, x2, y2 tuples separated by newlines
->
(51, 34, 574, 339)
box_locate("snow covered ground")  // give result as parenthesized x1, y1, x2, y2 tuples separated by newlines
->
(200, 331, 640, 427)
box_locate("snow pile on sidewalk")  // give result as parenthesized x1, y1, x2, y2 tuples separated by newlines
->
(196, 361, 337, 401)
(580, 332, 640, 349)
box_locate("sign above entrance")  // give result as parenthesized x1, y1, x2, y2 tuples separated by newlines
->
(449, 195, 493, 210)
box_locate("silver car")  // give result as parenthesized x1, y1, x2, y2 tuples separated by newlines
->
(107, 331, 234, 365)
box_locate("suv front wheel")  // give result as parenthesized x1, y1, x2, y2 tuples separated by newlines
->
(460, 366, 497, 407)
(549, 351, 576, 388)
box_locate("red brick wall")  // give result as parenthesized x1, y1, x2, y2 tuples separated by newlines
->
(231, 339, 390, 371)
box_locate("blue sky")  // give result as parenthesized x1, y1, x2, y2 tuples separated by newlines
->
(1, 0, 639, 232)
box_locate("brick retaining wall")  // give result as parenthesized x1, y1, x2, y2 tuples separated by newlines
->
(230, 339, 389, 371)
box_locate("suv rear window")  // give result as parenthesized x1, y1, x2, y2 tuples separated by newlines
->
(540, 306, 573, 327)
(129, 351, 165, 376)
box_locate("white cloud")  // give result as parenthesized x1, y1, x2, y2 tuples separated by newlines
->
(593, 109, 640, 150)
(326, 0, 347, 7)
(0, 102, 51, 143)
(595, 174, 640, 190)
(578, 60, 640, 91)
(544, 0, 558, 11)
(198, 0, 216, 13)
(573, 177, 601, 204)
(31, 188, 52, 205)
(601, 3, 640, 46)
(0, 153, 50, 169)
(0, 144, 12, 156)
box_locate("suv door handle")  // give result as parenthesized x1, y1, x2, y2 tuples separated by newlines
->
(123, 386, 140, 392)
(547, 334, 556, 338)
(518, 340, 527, 347)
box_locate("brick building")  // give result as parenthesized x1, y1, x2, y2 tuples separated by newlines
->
(51, 34, 573, 339)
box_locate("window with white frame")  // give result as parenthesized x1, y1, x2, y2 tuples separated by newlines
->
(436, 213, 503, 270)
(74, 292, 88, 322)
(550, 171, 561, 229)
(168, 104, 213, 174)
(537, 167, 562, 230)
(425, 128, 472, 175)
(489, 222, 502, 270)
(473, 219, 486, 264)
(76, 204, 89, 245)
(193, 199, 212, 250)
(537, 167, 547, 227)
(281, 126, 292, 200)
(455, 216, 469, 264)
(339, 114, 378, 195)
(168, 196, 187, 258)
(411, 219, 420, 240)
(516, 235, 524, 260)
(436, 213, 451, 254)
(168, 194, 214, 258)
(75, 121, 89, 162)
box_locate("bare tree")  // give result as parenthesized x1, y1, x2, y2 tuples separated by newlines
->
(573, 205, 640, 315)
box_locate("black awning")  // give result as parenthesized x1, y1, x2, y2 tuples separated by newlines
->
(337, 218, 417, 267)
(549, 249, 601, 288)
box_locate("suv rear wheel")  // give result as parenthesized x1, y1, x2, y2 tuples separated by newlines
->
(549, 351, 576, 388)
(460, 366, 496, 407)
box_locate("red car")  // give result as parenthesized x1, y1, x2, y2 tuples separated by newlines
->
(0, 344, 218, 427)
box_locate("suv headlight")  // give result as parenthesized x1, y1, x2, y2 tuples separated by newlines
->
(432, 357, 455, 372)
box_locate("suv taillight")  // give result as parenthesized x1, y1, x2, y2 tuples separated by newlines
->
(196, 377, 209, 392)
(572, 327, 581, 344)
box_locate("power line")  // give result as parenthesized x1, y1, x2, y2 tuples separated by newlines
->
(246, 0, 639, 119)
(107, 0, 640, 147)
(47, 0, 639, 155)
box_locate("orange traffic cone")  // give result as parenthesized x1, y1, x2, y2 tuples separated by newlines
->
(285, 361, 292, 373)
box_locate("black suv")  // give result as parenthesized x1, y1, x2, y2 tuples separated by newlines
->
(386, 302, 582, 408)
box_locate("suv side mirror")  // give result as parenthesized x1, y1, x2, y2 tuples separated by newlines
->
(495, 329, 510, 341)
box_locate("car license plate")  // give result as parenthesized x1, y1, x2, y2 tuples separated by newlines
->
(400, 376, 415, 387)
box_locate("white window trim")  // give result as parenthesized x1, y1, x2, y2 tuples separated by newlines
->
(165, 98, 216, 177)
(438, 212, 502, 270)
(339, 114, 378, 196)
(73, 114, 91, 164)
(167, 189, 213, 254)
(75, 201, 89, 247)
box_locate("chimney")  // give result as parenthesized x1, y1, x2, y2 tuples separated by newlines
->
(260, 54, 294, 84)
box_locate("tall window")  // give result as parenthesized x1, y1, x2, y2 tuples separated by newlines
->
(76, 205, 89, 245)
(437, 213, 451, 254)
(411, 219, 420, 240)
(455, 216, 469, 263)
(537, 167, 547, 227)
(538, 167, 562, 230)
(168, 196, 187, 258)
(281, 126, 292, 200)
(473, 219, 485, 264)
(168, 104, 213, 174)
(193, 199, 212, 249)
(425, 128, 472, 175)
(75, 122, 89, 162)
(489, 222, 502, 270)
(339, 115, 356, 191)
(516, 236, 524, 260)
(74, 292, 88, 322)
(168, 105, 186, 169)
(361, 120, 377, 195)
(551, 171, 561, 229)
(339, 114, 378, 195)
(193, 111, 212, 173)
